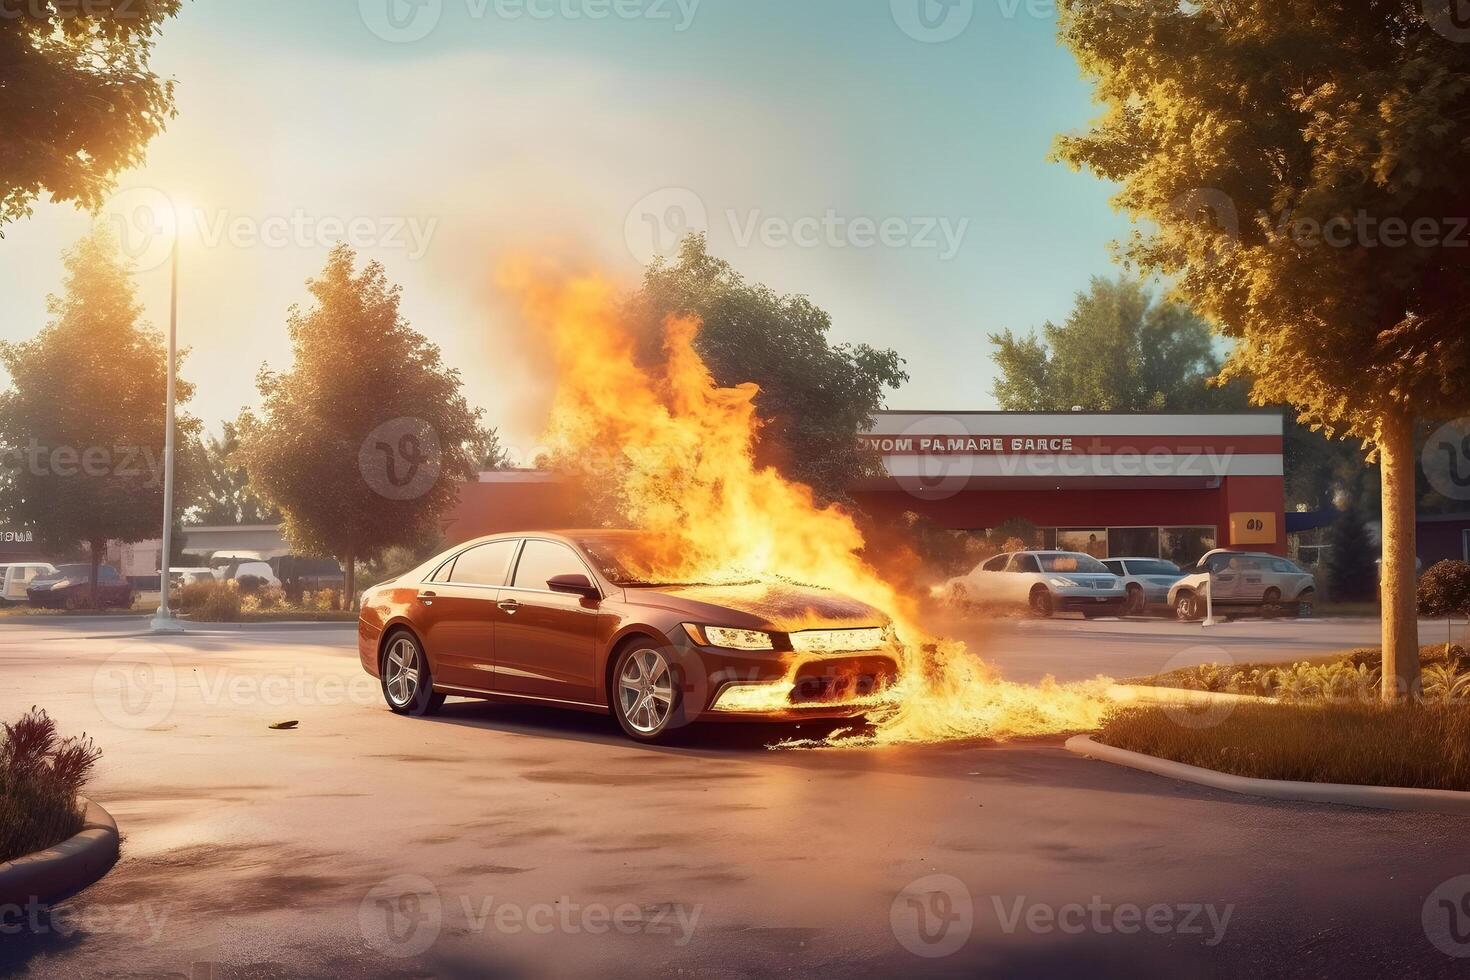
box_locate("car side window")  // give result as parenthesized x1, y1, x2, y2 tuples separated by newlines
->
(511, 540, 586, 591)
(981, 555, 1009, 572)
(99, 566, 120, 582)
(1010, 555, 1040, 574)
(1103, 560, 1123, 575)
(448, 540, 519, 587)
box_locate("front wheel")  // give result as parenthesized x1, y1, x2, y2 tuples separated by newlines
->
(611, 645, 682, 743)
(1124, 585, 1146, 616)
(381, 631, 445, 717)
(1174, 591, 1203, 622)
(1029, 587, 1054, 618)
(1295, 589, 1315, 619)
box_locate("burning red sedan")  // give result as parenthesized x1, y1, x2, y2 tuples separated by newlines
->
(357, 531, 899, 742)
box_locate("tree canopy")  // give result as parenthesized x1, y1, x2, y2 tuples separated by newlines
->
(1053, 0, 1470, 697)
(190, 421, 279, 526)
(0, 1, 183, 228)
(625, 234, 908, 504)
(0, 228, 198, 600)
(237, 245, 482, 602)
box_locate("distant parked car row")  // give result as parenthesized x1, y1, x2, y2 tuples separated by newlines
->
(935, 548, 1316, 620)
(5, 563, 137, 610)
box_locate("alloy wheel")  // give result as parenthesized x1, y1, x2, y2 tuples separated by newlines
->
(618, 648, 674, 735)
(384, 636, 421, 708)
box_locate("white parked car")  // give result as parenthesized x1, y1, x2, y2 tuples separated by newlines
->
(1168, 550, 1316, 621)
(0, 562, 56, 605)
(936, 550, 1127, 618)
(1101, 557, 1185, 616)
(219, 559, 282, 589)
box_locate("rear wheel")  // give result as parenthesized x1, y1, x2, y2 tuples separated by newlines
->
(1124, 585, 1146, 616)
(611, 644, 681, 743)
(381, 631, 445, 717)
(1295, 588, 1315, 619)
(1174, 590, 1202, 622)
(1029, 586, 1054, 618)
(1262, 587, 1283, 618)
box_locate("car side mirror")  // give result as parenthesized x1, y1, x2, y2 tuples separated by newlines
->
(547, 573, 599, 600)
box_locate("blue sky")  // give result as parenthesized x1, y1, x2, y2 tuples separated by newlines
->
(0, 0, 1133, 458)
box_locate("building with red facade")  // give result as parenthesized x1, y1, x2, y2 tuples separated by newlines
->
(849, 411, 1286, 567)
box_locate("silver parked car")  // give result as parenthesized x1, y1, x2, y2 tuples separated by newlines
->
(1168, 550, 1316, 621)
(1101, 557, 1185, 616)
(936, 550, 1126, 618)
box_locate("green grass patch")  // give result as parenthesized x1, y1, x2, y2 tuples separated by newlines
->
(1097, 701, 1470, 792)
(1127, 645, 1459, 693)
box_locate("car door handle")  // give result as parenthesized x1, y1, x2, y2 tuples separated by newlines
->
(497, 598, 520, 615)
(417, 591, 436, 605)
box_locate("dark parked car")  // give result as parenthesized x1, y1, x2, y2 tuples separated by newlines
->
(358, 530, 898, 743)
(26, 563, 135, 610)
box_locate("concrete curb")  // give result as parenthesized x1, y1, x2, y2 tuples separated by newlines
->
(0, 798, 120, 909)
(1065, 735, 1470, 815)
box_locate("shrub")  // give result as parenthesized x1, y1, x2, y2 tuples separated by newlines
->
(1, 708, 102, 863)
(236, 574, 266, 595)
(175, 578, 221, 611)
(194, 581, 242, 622)
(241, 585, 285, 613)
(305, 588, 342, 611)
(1325, 505, 1378, 602)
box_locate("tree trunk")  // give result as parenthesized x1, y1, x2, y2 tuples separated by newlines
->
(344, 545, 355, 612)
(88, 539, 103, 610)
(1378, 411, 1421, 701)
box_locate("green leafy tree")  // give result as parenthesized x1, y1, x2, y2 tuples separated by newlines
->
(1325, 506, 1378, 604)
(190, 421, 279, 526)
(625, 234, 908, 504)
(1054, 2, 1470, 698)
(990, 276, 1232, 412)
(0, 229, 199, 605)
(237, 245, 481, 604)
(1, 1, 183, 228)
(1418, 560, 1470, 658)
(471, 424, 513, 471)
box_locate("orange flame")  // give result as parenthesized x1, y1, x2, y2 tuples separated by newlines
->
(498, 256, 1110, 745)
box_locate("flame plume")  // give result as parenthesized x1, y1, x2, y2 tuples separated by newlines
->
(499, 257, 1110, 745)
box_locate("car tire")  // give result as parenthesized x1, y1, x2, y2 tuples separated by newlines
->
(610, 643, 683, 743)
(1261, 587, 1282, 618)
(1174, 590, 1202, 622)
(1124, 585, 1146, 616)
(380, 630, 445, 717)
(1028, 586, 1054, 618)
(1295, 589, 1315, 619)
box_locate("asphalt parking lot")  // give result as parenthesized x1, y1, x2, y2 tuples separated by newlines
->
(2, 618, 1468, 978)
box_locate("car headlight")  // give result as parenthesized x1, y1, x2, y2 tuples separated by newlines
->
(1048, 577, 1077, 588)
(684, 624, 775, 651)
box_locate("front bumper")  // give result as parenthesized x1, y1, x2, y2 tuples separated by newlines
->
(1053, 590, 1126, 613)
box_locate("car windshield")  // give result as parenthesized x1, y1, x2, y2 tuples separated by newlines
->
(1126, 559, 1181, 576)
(574, 533, 757, 588)
(1036, 552, 1110, 574)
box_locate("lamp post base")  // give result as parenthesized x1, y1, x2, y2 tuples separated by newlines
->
(149, 611, 186, 634)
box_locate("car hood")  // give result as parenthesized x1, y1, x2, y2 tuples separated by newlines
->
(622, 581, 888, 633)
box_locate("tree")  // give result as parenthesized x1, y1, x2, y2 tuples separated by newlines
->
(990, 276, 1232, 412)
(190, 421, 279, 526)
(1054, 2, 1470, 698)
(471, 424, 513, 471)
(624, 234, 908, 504)
(1417, 560, 1470, 658)
(237, 245, 481, 605)
(1325, 506, 1378, 604)
(0, 229, 198, 605)
(0, 1, 183, 228)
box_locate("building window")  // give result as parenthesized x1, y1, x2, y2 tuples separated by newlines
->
(1107, 527, 1161, 559)
(1057, 528, 1108, 558)
(1161, 526, 1217, 568)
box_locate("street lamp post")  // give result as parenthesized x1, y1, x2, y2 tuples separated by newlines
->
(150, 234, 184, 634)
